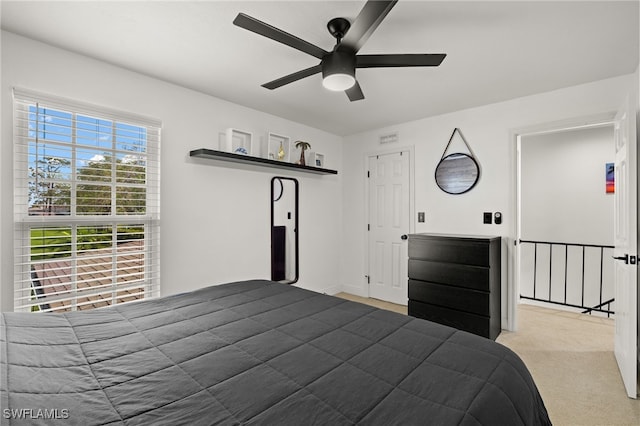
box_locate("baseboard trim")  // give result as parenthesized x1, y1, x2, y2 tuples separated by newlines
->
(293, 282, 341, 296)
(321, 285, 341, 296)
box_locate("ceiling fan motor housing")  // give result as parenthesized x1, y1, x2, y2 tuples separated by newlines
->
(322, 50, 356, 80)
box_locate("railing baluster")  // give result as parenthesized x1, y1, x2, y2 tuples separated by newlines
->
(548, 244, 553, 302)
(581, 246, 585, 308)
(533, 243, 538, 299)
(564, 244, 568, 304)
(599, 247, 604, 311)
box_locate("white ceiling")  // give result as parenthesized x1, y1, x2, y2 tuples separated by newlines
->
(1, 1, 638, 136)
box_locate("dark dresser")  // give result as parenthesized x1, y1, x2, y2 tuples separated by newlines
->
(407, 233, 501, 340)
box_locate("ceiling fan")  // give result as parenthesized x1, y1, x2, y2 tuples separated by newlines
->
(233, 0, 446, 101)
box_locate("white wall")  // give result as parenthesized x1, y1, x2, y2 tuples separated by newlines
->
(0, 31, 343, 312)
(340, 73, 636, 328)
(520, 125, 615, 245)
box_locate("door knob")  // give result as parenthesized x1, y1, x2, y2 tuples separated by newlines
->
(613, 254, 629, 264)
(401, 234, 408, 240)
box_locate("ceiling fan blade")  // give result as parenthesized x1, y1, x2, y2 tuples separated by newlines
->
(234, 13, 328, 59)
(262, 64, 323, 90)
(345, 81, 365, 102)
(339, 0, 398, 53)
(356, 53, 446, 68)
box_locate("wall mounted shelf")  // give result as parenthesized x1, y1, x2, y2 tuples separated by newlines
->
(190, 149, 338, 175)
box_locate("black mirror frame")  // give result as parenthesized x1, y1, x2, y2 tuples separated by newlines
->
(270, 176, 299, 284)
(434, 153, 480, 195)
(272, 177, 284, 202)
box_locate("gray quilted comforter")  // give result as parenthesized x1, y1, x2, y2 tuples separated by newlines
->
(0, 280, 551, 425)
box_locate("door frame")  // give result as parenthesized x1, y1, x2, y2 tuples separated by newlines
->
(364, 145, 415, 301)
(510, 112, 616, 332)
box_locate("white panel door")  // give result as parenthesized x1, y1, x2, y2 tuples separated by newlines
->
(613, 94, 638, 399)
(368, 151, 410, 305)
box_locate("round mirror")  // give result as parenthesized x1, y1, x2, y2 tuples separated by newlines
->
(435, 153, 480, 194)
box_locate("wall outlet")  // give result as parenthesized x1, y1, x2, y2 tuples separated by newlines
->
(418, 212, 425, 223)
(483, 212, 493, 224)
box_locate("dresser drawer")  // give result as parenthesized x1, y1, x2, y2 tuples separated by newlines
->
(408, 300, 490, 338)
(408, 237, 491, 266)
(408, 259, 490, 291)
(408, 279, 490, 316)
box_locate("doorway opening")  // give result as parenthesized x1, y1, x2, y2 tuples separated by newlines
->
(517, 123, 616, 318)
(514, 104, 638, 400)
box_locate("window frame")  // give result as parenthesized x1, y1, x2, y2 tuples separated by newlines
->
(13, 88, 161, 313)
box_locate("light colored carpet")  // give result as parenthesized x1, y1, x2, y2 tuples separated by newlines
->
(497, 304, 640, 426)
(335, 293, 640, 426)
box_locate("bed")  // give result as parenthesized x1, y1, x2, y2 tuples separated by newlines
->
(0, 279, 551, 425)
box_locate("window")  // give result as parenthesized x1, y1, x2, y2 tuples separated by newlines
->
(13, 88, 161, 313)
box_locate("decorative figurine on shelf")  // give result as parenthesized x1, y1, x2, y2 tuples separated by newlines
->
(295, 140, 311, 166)
(234, 146, 248, 155)
(277, 141, 285, 161)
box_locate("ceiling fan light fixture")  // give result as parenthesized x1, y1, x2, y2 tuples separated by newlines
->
(321, 51, 356, 91)
(322, 73, 356, 91)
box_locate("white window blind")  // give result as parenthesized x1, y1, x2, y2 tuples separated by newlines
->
(13, 88, 161, 313)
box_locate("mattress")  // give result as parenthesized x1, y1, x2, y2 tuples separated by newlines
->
(0, 279, 551, 425)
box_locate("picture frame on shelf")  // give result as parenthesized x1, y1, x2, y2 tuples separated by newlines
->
(223, 128, 253, 155)
(308, 152, 325, 168)
(265, 132, 291, 162)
